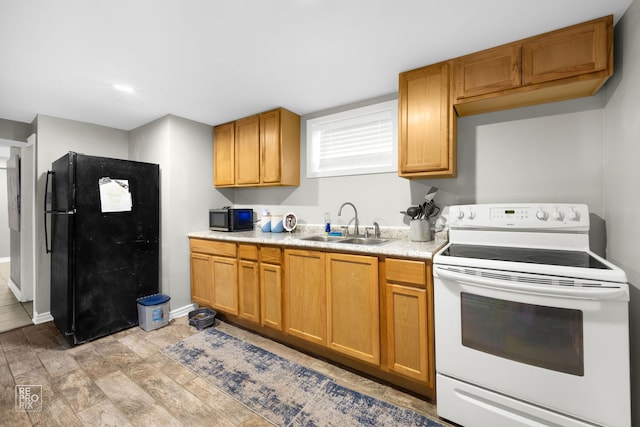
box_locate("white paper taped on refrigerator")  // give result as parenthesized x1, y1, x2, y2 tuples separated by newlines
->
(99, 177, 132, 212)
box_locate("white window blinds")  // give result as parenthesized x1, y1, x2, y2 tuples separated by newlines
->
(306, 99, 398, 178)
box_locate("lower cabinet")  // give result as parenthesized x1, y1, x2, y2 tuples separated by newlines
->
(190, 239, 238, 315)
(326, 253, 380, 365)
(190, 252, 213, 307)
(284, 249, 327, 345)
(190, 238, 435, 398)
(211, 255, 238, 315)
(260, 246, 283, 331)
(384, 258, 434, 388)
(238, 244, 260, 323)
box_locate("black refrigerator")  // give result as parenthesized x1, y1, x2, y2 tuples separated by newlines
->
(46, 152, 160, 345)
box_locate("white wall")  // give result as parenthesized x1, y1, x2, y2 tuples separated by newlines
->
(0, 165, 8, 258)
(34, 115, 129, 319)
(129, 114, 230, 311)
(604, 2, 640, 424)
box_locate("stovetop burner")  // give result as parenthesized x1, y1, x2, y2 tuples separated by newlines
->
(442, 244, 610, 270)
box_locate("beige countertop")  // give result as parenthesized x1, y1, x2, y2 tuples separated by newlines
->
(188, 228, 447, 260)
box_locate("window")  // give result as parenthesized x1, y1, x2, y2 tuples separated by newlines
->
(306, 99, 397, 178)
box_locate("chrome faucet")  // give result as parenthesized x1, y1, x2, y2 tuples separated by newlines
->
(338, 202, 359, 236)
(365, 222, 381, 238)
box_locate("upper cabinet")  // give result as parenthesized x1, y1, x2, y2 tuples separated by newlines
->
(454, 15, 613, 116)
(399, 15, 613, 180)
(454, 44, 522, 99)
(234, 115, 261, 185)
(398, 61, 456, 179)
(213, 122, 235, 186)
(213, 107, 300, 188)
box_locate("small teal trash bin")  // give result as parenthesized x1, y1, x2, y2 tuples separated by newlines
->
(137, 293, 170, 331)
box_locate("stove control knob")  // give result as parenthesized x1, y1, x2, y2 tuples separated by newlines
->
(552, 209, 564, 221)
(567, 208, 580, 221)
(536, 209, 548, 221)
(467, 210, 476, 220)
(454, 209, 464, 220)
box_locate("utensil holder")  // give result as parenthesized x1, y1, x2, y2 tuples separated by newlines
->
(410, 219, 430, 242)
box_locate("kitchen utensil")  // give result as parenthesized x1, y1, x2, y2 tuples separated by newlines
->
(406, 206, 420, 219)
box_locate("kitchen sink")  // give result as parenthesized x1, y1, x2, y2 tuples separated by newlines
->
(298, 235, 389, 245)
(299, 235, 348, 242)
(339, 237, 389, 245)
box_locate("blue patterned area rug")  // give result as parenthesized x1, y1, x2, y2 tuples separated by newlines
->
(163, 328, 445, 427)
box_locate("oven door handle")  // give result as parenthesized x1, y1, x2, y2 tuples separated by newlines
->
(434, 266, 628, 301)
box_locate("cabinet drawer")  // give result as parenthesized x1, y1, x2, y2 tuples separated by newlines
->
(238, 244, 259, 260)
(190, 239, 237, 257)
(260, 246, 282, 264)
(386, 258, 426, 287)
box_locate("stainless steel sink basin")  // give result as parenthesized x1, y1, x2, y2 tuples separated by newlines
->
(339, 237, 389, 245)
(298, 235, 389, 245)
(299, 235, 348, 242)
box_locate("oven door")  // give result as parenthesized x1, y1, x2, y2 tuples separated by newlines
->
(434, 265, 631, 427)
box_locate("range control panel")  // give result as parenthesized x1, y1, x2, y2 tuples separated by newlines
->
(448, 203, 590, 230)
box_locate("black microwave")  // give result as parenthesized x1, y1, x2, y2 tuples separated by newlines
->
(209, 208, 254, 232)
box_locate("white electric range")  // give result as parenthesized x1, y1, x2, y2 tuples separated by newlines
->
(433, 203, 631, 427)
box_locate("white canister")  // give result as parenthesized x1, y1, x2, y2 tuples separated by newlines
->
(271, 214, 284, 233)
(261, 215, 272, 232)
(410, 219, 430, 242)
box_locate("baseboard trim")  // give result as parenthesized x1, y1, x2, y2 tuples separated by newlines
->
(32, 310, 54, 325)
(170, 303, 198, 320)
(0, 257, 10, 263)
(29, 304, 195, 326)
(7, 279, 30, 302)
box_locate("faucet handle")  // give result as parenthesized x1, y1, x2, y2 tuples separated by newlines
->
(365, 227, 373, 238)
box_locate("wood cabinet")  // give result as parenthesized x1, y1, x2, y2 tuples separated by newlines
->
(189, 239, 238, 315)
(454, 44, 521, 100)
(190, 239, 437, 398)
(213, 107, 300, 188)
(238, 244, 260, 323)
(235, 115, 261, 185)
(284, 249, 327, 345)
(454, 15, 613, 116)
(326, 253, 379, 365)
(260, 246, 283, 331)
(384, 258, 433, 387)
(212, 122, 234, 186)
(190, 252, 213, 307)
(398, 61, 456, 179)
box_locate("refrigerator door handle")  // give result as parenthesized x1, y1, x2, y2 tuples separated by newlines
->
(44, 170, 53, 254)
(44, 171, 75, 254)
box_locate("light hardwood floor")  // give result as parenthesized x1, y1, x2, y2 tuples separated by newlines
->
(1, 313, 452, 426)
(0, 262, 33, 334)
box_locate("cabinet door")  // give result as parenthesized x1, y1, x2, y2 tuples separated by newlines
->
(213, 122, 235, 187)
(260, 109, 282, 184)
(235, 115, 260, 185)
(386, 283, 429, 383)
(522, 16, 611, 85)
(454, 44, 521, 100)
(238, 259, 260, 323)
(211, 256, 238, 315)
(398, 61, 456, 178)
(327, 253, 380, 365)
(284, 249, 326, 345)
(260, 263, 282, 330)
(190, 253, 213, 307)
